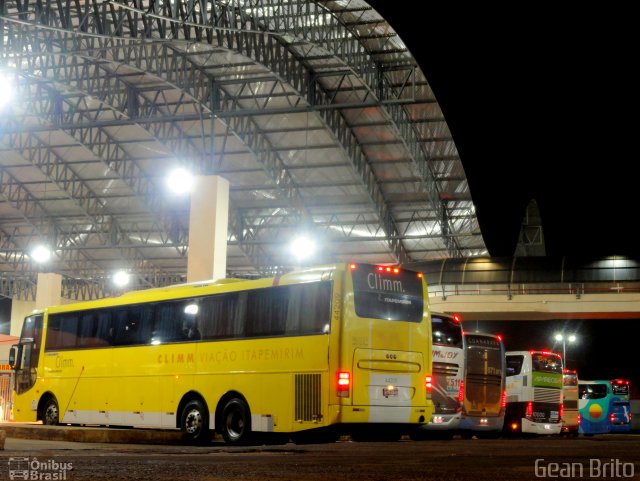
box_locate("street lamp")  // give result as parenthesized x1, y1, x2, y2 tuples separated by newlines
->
(554, 333, 577, 368)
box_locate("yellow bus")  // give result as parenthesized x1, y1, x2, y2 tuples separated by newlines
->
(9, 263, 433, 444)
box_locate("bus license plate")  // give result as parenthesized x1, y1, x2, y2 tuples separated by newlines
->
(383, 387, 398, 397)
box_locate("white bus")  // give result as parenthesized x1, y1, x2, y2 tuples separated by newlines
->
(412, 312, 464, 438)
(505, 350, 563, 435)
(459, 332, 506, 435)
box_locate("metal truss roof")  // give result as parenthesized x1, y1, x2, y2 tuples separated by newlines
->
(0, 0, 487, 300)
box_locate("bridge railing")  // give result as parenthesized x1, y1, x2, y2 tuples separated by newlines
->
(427, 282, 640, 300)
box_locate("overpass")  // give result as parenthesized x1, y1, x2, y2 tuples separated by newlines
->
(408, 256, 640, 321)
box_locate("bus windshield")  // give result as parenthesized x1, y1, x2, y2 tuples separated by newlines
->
(563, 372, 578, 386)
(579, 384, 608, 399)
(531, 353, 562, 374)
(611, 381, 629, 396)
(352, 265, 423, 322)
(431, 315, 463, 347)
(465, 335, 503, 379)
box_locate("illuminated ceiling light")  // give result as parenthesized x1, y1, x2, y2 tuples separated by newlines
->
(113, 270, 131, 287)
(290, 236, 316, 261)
(166, 167, 194, 195)
(30, 245, 52, 263)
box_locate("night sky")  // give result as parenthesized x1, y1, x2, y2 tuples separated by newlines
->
(363, 3, 638, 258)
(363, 4, 638, 393)
(463, 319, 638, 398)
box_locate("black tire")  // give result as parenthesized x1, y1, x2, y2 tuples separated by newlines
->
(220, 398, 252, 445)
(180, 399, 211, 444)
(42, 397, 59, 426)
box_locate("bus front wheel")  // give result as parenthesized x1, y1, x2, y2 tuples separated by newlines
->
(180, 399, 211, 444)
(42, 397, 59, 425)
(220, 398, 251, 445)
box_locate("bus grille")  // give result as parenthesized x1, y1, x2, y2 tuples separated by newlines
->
(433, 362, 459, 376)
(295, 374, 322, 422)
(466, 373, 502, 386)
(534, 387, 561, 404)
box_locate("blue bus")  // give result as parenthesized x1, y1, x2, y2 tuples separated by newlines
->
(608, 379, 632, 433)
(578, 380, 611, 435)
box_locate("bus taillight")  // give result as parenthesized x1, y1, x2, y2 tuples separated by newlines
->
(458, 380, 465, 403)
(525, 401, 533, 419)
(375, 265, 400, 274)
(609, 413, 615, 423)
(501, 389, 507, 409)
(337, 371, 350, 398)
(425, 375, 433, 392)
(560, 403, 564, 420)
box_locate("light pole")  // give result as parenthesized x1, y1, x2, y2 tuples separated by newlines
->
(554, 333, 577, 368)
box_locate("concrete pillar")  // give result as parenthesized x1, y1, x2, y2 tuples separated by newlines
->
(9, 272, 63, 336)
(9, 299, 35, 337)
(187, 175, 229, 282)
(35, 272, 63, 310)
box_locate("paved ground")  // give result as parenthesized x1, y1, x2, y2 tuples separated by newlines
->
(1, 434, 639, 481)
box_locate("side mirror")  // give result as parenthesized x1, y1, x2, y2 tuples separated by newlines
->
(9, 345, 20, 369)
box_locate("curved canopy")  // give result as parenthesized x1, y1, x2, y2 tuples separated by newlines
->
(0, 0, 486, 300)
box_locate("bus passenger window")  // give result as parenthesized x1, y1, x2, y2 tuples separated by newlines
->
(113, 305, 153, 346)
(182, 320, 201, 340)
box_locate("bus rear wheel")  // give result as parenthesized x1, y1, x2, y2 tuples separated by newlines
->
(42, 397, 59, 425)
(180, 399, 211, 444)
(220, 398, 252, 445)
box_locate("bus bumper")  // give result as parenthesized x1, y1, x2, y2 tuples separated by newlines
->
(330, 403, 432, 425)
(421, 412, 461, 430)
(521, 418, 562, 435)
(459, 414, 504, 432)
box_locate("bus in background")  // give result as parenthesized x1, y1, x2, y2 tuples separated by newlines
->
(458, 332, 506, 436)
(412, 312, 464, 438)
(561, 369, 580, 434)
(505, 351, 563, 435)
(9, 263, 434, 445)
(579, 380, 612, 435)
(609, 379, 632, 433)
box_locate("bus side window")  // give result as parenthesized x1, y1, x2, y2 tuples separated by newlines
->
(286, 282, 332, 335)
(199, 292, 243, 340)
(181, 300, 201, 340)
(77, 311, 111, 348)
(46, 313, 80, 350)
(113, 305, 154, 346)
(152, 300, 201, 343)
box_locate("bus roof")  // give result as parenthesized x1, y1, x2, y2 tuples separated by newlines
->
(506, 350, 561, 357)
(25, 263, 354, 316)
